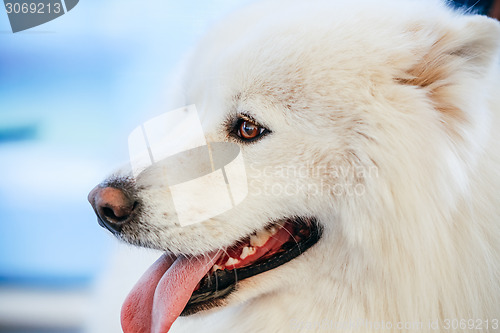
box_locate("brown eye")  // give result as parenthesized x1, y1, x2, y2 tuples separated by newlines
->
(237, 120, 266, 141)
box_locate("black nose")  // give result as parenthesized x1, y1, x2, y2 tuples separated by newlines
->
(88, 186, 137, 234)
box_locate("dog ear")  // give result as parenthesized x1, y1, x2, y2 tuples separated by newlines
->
(397, 16, 500, 123)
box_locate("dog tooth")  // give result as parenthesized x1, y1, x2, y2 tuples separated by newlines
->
(240, 246, 256, 258)
(257, 228, 272, 238)
(250, 230, 271, 247)
(240, 246, 257, 259)
(240, 246, 250, 259)
(225, 257, 239, 266)
(211, 264, 222, 273)
(249, 234, 260, 247)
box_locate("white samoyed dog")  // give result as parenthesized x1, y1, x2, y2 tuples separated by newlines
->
(88, 0, 500, 332)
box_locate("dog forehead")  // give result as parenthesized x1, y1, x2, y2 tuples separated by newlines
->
(185, 1, 427, 99)
(182, 0, 457, 133)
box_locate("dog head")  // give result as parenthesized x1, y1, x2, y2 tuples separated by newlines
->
(88, 0, 500, 331)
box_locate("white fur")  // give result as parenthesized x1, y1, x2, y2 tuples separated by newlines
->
(112, 0, 500, 331)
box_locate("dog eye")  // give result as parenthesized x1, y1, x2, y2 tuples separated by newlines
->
(236, 119, 267, 141)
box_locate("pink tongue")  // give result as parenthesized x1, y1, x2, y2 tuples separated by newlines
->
(121, 252, 220, 333)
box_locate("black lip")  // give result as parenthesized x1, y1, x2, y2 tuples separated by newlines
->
(96, 216, 122, 235)
(181, 218, 322, 315)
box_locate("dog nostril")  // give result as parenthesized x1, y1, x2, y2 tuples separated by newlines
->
(89, 186, 137, 232)
(101, 205, 132, 223)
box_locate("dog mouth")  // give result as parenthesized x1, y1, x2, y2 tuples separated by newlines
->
(185, 217, 321, 313)
(120, 217, 321, 333)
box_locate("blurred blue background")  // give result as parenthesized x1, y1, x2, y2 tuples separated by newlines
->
(0, 1, 248, 332)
